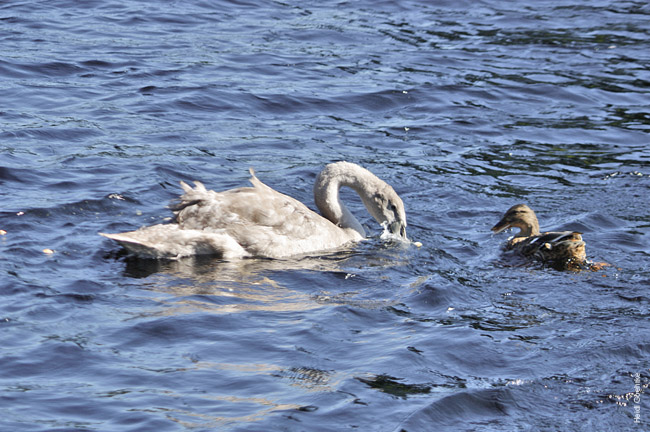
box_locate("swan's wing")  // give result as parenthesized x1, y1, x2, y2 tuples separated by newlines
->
(173, 179, 352, 257)
(173, 178, 335, 242)
(100, 225, 249, 259)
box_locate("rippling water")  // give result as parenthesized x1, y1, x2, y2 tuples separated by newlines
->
(1, 1, 649, 430)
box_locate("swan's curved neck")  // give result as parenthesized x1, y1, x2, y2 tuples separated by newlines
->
(314, 162, 384, 237)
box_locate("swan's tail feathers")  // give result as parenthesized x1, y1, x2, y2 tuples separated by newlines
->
(100, 232, 169, 259)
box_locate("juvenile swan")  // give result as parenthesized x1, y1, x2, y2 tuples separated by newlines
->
(100, 162, 407, 259)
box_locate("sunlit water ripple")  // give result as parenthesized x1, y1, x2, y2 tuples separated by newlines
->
(1, 1, 649, 431)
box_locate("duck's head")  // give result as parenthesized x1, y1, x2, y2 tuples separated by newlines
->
(491, 204, 541, 237)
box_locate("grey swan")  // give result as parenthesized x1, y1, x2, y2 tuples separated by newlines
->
(101, 161, 408, 259)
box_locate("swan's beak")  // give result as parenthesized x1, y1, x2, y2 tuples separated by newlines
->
(389, 220, 407, 239)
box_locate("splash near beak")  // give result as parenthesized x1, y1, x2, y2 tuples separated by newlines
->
(388, 220, 408, 240)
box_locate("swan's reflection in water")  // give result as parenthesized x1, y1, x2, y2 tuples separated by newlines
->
(113, 244, 419, 428)
(123, 249, 353, 280)
(120, 241, 416, 315)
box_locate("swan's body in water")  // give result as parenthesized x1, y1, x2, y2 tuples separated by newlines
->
(100, 162, 407, 259)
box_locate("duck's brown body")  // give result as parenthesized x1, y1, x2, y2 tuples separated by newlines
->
(492, 204, 587, 270)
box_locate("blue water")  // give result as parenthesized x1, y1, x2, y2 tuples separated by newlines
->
(1, 1, 649, 430)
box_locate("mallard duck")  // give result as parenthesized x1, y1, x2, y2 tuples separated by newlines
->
(491, 204, 587, 270)
(100, 162, 407, 259)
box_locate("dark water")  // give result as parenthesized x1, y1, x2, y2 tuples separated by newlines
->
(1, 0, 649, 430)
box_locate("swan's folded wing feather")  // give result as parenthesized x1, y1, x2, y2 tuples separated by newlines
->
(174, 181, 336, 241)
(100, 225, 250, 259)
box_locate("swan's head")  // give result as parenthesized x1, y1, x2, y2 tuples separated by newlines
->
(491, 204, 540, 237)
(367, 186, 407, 240)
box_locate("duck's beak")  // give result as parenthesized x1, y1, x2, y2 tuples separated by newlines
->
(491, 218, 511, 234)
(389, 220, 408, 240)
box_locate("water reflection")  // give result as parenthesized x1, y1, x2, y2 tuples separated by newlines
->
(123, 248, 351, 276)
(115, 241, 417, 315)
(155, 394, 305, 430)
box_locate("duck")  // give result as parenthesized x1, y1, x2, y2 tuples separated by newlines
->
(491, 204, 587, 270)
(100, 161, 407, 259)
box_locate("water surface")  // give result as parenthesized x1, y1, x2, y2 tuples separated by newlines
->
(1, 0, 649, 430)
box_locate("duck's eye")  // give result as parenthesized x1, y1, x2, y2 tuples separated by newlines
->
(388, 202, 397, 212)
